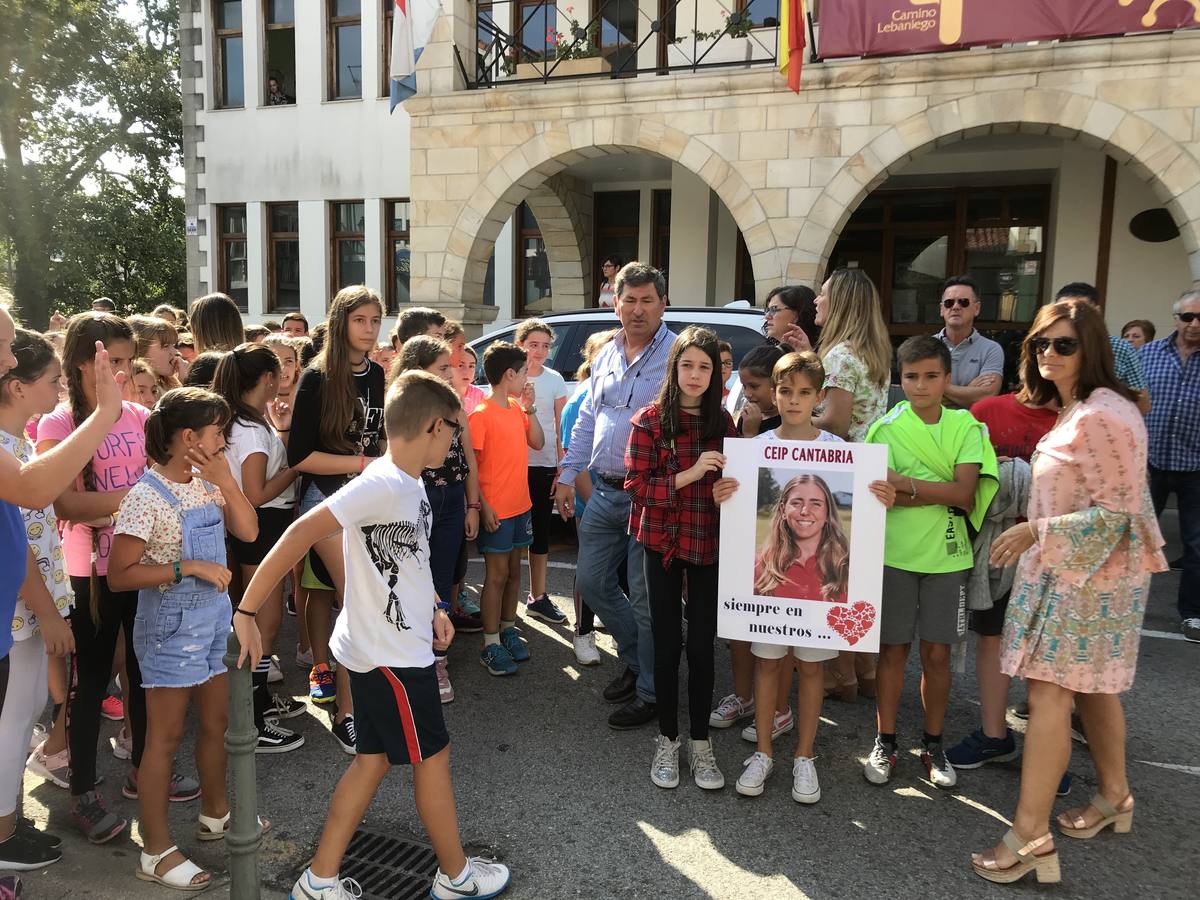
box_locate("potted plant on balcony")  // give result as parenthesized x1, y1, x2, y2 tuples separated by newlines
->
(515, 6, 612, 79)
(667, 7, 778, 70)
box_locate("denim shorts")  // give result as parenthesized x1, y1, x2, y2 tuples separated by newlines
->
(134, 590, 232, 689)
(299, 481, 327, 516)
(476, 510, 533, 554)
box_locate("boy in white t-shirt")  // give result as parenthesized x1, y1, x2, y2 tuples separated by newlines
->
(233, 371, 511, 900)
(514, 319, 570, 624)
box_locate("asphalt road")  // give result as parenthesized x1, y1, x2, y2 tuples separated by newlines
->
(19, 509, 1197, 899)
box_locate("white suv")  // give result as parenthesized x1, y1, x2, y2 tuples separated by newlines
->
(469, 304, 766, 391)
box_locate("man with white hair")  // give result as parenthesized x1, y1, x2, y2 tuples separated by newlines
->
(1142, 288, 1200, 642)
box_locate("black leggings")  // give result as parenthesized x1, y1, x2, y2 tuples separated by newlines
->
(67, 576, 147, 795)
(644, 548, 718, 741)
(527, 466, 558, 556)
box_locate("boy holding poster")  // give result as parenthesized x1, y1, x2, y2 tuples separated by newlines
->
(715, 352, 895, 803)
(863, 336, 998, 789)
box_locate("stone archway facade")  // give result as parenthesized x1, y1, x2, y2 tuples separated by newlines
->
(408, 5, 1200, 330)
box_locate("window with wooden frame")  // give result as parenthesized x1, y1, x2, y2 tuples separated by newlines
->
(738, 0, 779, 27)
(651, 190, 671, 273)
(217, 204, 249, 311)
(592, 190, 640, 305)
(381, 0, 394, 97)
(213, 1, 245, 108)
(268, 202, 301, 311)
(826, 184, 1051, 335)
(517, 0, 555, 63)
(263, 0, 296, 105)
(386, 199, 410, 315)
(328, 0, 363, 100)
(515, 202, 552, 316)
(330, 201, 366, 292)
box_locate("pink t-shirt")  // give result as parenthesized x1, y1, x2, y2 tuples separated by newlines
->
(37, 401, 150, 577)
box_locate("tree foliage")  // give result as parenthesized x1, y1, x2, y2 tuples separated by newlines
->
(0, 0, 182, 326)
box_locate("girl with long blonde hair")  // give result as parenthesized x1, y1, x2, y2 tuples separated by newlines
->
(755, 474, 849, 600)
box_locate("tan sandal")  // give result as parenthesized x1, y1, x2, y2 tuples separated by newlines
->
(972, 829, 1061, 884)
(1057, 793, 1133, 839)
(197, 810, 272, 841)
(822, 661, 858, 703)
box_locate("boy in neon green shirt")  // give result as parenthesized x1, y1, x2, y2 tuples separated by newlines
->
(863, 336, 998, 790)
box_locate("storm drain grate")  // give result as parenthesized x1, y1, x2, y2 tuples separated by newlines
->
(339, 828, 441, 900)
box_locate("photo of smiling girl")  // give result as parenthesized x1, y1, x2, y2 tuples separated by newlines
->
(756, 474, 849, 602)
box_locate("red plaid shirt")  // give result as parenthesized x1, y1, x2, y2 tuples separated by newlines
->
(624, 403, 737, 567)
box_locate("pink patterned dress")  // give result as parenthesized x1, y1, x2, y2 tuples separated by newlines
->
(1000, 389, 1167, 694)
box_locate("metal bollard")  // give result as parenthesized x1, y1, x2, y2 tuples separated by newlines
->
(223, 630, 261, 900)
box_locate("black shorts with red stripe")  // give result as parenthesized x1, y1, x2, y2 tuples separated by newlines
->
(347, 664, 449, 765)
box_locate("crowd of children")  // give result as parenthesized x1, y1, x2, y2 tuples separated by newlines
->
(0, 259, 1162, 896)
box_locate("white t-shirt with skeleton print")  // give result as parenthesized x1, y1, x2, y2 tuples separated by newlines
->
(328, 457, 435, 672)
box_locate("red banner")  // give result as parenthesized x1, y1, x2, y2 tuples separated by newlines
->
(819, 0, 1200, 59)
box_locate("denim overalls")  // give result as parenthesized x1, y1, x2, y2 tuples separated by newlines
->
(132, 473, 231, 689)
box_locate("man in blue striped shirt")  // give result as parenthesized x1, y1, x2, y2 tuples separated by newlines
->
(556, 263, 676, 728)
(1143, 289, 1200, 642)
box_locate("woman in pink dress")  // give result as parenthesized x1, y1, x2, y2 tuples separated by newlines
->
(971, 299, 1167, 885)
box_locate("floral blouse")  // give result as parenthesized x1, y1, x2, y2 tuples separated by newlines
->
(816, 342, 888, 442)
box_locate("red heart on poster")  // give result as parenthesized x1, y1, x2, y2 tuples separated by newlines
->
(826, 601, 876, 646)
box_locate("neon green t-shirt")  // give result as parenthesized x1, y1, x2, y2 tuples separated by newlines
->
(867, 405, 986, 574)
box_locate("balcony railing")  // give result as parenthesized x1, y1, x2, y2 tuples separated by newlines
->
(463, 0, 816, 88)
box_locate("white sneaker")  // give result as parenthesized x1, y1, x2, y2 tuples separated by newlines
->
(572, 631, 601, 666)
(689, 739, 725, 790)
(791, 756, 821, 804)
(863, 737, 897, 785)
(430, 858, 511, 900)
(291, 872, 362, 900)
(741, 706, 795, 743)
(650, 735, 681, 789)
(709, 693, 755, 728)
(922, 742, 958, 789)
(267, 657, 283, 684)
(110, 726, 132, 760)
(295, 644, 314, 669)
(1182, 617, 1200, 643)
(735, 751, 775, 796)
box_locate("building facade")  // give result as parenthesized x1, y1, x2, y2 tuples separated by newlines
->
(183, 1, 1200, 341)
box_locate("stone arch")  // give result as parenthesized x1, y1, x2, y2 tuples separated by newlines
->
(523, 173, 592, 310)
(438, 118, 781, 305)
(790, 89, 1200, 285)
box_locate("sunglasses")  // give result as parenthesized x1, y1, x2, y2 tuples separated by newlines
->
(942, 297, 973, 309)
(1176, 312, 1199, 324)
(1030, 336, 1080, 356)
(426, 416, 462, 437)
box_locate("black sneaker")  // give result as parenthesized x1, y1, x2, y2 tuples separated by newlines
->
(0, 828, 62, 870)
(257, 721, 305, 754)
(16, 819, 60, 851)
(608, 697, 657, 730)
(71, 790, 125, 844)
(332, 715, 357, 756)
(526, 593, 568, 625)
(269, 692, 307, 720)
(449, 611, 483, 634)
(603, 666, 637, 703)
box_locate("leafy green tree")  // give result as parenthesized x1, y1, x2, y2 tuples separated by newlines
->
(757, 466, 781, 514)
(0, 0, 181, 327)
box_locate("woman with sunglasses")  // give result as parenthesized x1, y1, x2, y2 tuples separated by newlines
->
(971, 298, 1167, 885)
(597, 257, 623, 308)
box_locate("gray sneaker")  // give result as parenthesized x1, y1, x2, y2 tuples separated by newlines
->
(689, 739, 725, 790)
(650, 735, 680, 789)
(1182, 617, 1200, 643)
(70, 791, 126, 844)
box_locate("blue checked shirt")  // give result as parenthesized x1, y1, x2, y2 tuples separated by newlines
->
(1142, 334, 1200, 471)
(1110, 336, 1147, 391)
(558, 322, 676, 485)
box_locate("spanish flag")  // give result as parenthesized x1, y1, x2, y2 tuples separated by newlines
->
(778, 0, 806, 93)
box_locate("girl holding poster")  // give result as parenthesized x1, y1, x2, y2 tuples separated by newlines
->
(625, 326, 737, 793)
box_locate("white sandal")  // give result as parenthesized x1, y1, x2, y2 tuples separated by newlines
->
(197, 810, 272, 841)
(135, 845, 210, 892)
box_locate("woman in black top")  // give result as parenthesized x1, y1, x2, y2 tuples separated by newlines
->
(287, 286, 385, 751)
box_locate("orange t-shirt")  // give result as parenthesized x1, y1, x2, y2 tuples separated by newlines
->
(468, 396, 532, 519)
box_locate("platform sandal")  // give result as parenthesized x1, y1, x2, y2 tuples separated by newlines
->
(1057, 792, 1133, 839)
(197, 810, 272, 841)
(135, 845, 210, 892)
(972, 829, 1060, 884)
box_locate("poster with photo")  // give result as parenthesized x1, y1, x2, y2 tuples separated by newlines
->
(717, 437, 888, 653)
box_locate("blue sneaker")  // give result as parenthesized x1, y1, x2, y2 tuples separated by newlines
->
(945, 728, 1019, 769)
(458, 590, 480, 617)
(308, 664, 337, 706)
(1057, 771, 1072, 797)
(525, 593, 567, 625)
(480, 643, 518, 676)
(500, 626, 531, 662)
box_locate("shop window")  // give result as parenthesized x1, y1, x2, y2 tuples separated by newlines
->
(386, 199, 411, 315)
(516, 202, 552, 316)
(331, 201, 366, 292)
(214, 1, 244, 108)
(268, 203, 301, 311)
(264, 0, 296, 104)
(828, 184, 1050, 333)
(218, 204, 249, 311)
(329, 0, 362, 99)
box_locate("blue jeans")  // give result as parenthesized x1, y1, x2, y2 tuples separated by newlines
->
(575, 483, 654, 703)
(1149, 467, 1200, 620)
(425, 481, 466, 605)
